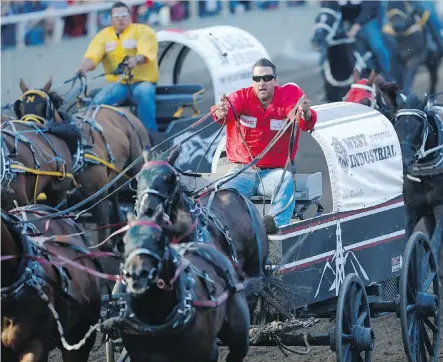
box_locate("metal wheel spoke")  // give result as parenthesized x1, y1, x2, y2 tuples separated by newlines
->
(350, 349, 361, 362)
(422, 322, 435, 356)
(422, 272, 436, 292)
(408, 314, 416, 339)
(344, 309, 352, 331)
(347, 284, 358, 326)
(423, 317, 438, 334)
(343, 345, 351, 361)
(353, 288, 363, 318)
(342, 333, 352, 343)
(407, 304, 416, 314)
(357, 310, 368, 326)
(419, 326, 429, 362)
(412, 246, 420, 291)
(420, 250, 430, 282)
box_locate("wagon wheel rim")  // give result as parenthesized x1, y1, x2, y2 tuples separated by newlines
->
(400, 231, 441, 362)
(336, 273, 374, 362)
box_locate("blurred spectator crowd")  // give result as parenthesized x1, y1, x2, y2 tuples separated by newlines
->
(1, 0, 306, 50)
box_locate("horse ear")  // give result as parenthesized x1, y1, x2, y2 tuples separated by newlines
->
(143, 145, 151, 163)
(166, 144, 181, 166)
(42, 77, 52, 94)
(352, 68, 360, 83)
(367, 70, 376, 86)
(19, 78, 29, 93)
(396, 92, 405, 109)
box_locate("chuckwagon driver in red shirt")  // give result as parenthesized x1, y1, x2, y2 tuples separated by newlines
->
(211, 58, 317, 233)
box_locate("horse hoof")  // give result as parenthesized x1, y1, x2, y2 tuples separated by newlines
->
(263, 215, 278, 235)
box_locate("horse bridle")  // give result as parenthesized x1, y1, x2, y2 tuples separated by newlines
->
(14, 89, 55, 122)
(136, 161, 182, 218)
(122, 220, 173, 295)
(314, 7, 342, 44)
(347, 82, 377, 108)
(395, 109, 431, 160)
(395, 109, 443, 182)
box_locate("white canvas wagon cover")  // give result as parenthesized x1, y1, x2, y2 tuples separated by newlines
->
(310, 102, 403, 212)
(211, 101, 403, 213)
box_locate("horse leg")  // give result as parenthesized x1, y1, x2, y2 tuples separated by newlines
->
(18, 339, 47, 362)
(218, 293, 250, 362)
(426, 55, 439, 95)
(60, 330, 96, 362)
(405, 204, 419, 241)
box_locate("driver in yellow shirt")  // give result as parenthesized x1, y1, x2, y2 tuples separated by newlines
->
(77, 1, 159, 133)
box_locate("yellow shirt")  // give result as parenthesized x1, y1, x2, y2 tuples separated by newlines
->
(83, 23, 159, 84)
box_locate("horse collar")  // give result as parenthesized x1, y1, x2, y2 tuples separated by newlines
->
(119, 250, 195, 336)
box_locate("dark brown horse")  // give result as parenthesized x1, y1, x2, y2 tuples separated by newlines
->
(15, 78, 151, 250)
(343, 69, 405, 122)
(119, 207, 250, 362)
(2, 79, 77, 211)
(133, 146, 270, 316)
(1, 204, 102, 362)
(135, 146, 269, 279)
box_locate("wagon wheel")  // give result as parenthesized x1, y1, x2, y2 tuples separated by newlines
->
(105, 341, 129, 362)
(400, 231, 440, 362)
(335, 273, 374, 362)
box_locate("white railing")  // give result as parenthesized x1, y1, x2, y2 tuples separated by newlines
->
(1, 0, 211, 49)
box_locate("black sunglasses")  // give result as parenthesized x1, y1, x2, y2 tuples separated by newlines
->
(252, 74, 276, 82)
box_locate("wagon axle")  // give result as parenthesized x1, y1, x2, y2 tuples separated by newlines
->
(415, 292, 438, 319)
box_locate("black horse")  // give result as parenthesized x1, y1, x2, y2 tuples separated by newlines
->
(383, 1, 441, 95)
(311, 4, 373, 102)
(118, 208, 250, 362)
(393, 93, 443, 259)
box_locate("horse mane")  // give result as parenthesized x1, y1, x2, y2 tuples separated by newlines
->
(375, 75, 401, 96)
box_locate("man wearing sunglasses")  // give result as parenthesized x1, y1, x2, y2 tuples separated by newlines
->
(211, 58, 317, 233)
(77, 1, 159, 134)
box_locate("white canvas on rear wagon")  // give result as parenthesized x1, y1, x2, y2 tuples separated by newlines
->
(211, 101, 403, 214)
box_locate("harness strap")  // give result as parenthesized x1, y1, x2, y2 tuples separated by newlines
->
(192, 282, 244, 308)
(84, 153, 131, 180)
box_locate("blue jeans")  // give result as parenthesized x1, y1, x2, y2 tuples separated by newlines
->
(93, 81, 157, 133)
(359, 18, 393, 81)
(217, 165, 295, 228)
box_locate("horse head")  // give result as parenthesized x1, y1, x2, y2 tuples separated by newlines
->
(344, 69, 377, 107)
(394, 93, 432, 173)
(122, 205, 190, 296)
(344, 69, 404, 122)
(385, 1, 416, 35)
(311, 6, 341, 49)
(136, 145, 183, 218)
(14, 78, 65, 124)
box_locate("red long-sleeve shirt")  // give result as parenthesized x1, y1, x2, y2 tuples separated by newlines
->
(211, 83, 317, 169)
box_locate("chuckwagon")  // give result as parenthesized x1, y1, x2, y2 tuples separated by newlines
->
(103, 101, 440, 362)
